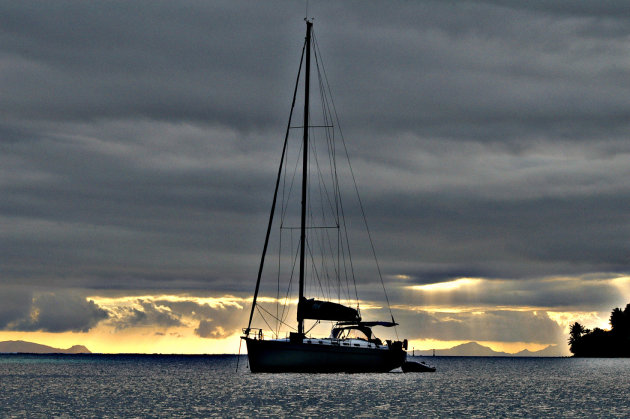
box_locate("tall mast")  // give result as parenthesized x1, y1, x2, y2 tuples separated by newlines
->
(298, 20, 312, 335)
(244, 40, 306, 337)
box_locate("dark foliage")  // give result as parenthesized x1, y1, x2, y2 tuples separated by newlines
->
(569, 303, 630, 357)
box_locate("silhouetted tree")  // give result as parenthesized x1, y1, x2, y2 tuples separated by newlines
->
(610, 308, 625, 332)
(569, 303, 630, 357)
(569, 322, 585, 346)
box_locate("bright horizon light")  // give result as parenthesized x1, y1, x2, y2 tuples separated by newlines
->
(407, 277, 483, 292)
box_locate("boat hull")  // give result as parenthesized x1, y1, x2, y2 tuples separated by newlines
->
(244, 338, 406, 373)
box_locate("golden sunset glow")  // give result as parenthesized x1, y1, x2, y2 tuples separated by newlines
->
(407, 277, 483, 292)
(2, 274, 627, 356)
(407, 338, 471, 351)
(0, 327, 242, 354)
(546, 311, 608, 332)
(406, 338, 558, 355)
(390, 274, 413, 280)
(612, 276, 630, 302)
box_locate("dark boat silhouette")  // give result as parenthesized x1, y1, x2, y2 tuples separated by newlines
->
(241, 19, 407, 373)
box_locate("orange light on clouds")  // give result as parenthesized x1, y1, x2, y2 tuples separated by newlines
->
(612, 276, 630, 302)
(87, 294, 248, 309)
(1, 274, 626, 355)
(407, 277, 482, 292)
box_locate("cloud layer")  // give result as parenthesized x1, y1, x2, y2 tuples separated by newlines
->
(1, 291, 108, 333)
(399, 310, 564, 344)
(1, 1, 630, 348)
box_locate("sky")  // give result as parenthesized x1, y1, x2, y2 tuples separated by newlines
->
(1, 0, 630, 355)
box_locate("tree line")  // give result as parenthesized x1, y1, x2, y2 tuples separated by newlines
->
(569, 303, 630, 357)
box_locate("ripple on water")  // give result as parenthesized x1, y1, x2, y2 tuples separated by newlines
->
(0, 355, 629, 417)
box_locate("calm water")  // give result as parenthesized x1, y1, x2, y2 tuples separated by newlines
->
(1, 354, 629, 417)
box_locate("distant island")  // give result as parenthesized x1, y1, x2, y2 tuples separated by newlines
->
(414, 341, 563, 357)
(569, 303, 630, 357)
(0, 340, 91, 354)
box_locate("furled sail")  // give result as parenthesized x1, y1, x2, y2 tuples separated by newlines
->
(297, 298, 361, 322)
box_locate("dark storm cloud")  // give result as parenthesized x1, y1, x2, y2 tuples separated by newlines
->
(370, 192, 630, 283)
(8, 293, 108, 333)
(0, 288, 33, 328)
(195, 320, 230, 339)
(0, 1, 299, 128)
(390, 277, 626, 313)
(480, 1, 630, 18)
(154, 299, 247, 338)
(109, 300, 183, 330)
(399, 310, 564, 344)
(308, 2, 630, 146)
(1, 0, 629, 325)
(105, 298, 247, 336)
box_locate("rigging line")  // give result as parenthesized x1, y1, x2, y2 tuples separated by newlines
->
(309, 119, 338, 226)
(310, 178, 327, 300)
(280, 117, 288, 224)
(304, 175, 324, 299)
(305, 80, 342, 301)
(337, 185, 359, 306)
(277, 102, 292, 338)
(318, 51, 398, 336)
(256, 305, 296, 330)
(313, 40, 339, 231)
(246, 39, 306, 334)
(280, 226, 339, 230)
(313, 38, 338, 216)
(279, 233, 300, 326)
(279, 108, 291, 223)
(310, 139, 339, 301)
(308, 125, 338, 297)
(324, 231, 334, 299)
(310, 246, 325, 300)
(310, 135, 334, 299)
(314, 33, 358, 308)
(314, 186, 339, 301)
(340, 123, 394, 328)
(305, 131, 335, 301)
(305, 320, 320, 335)
(322, 46, 342, 305)
(278, 102, 291, 336)
(313, 34, 363, 315)
(289, 125, 334, 128)
(255, 304, 276, 334)
(305, 229, 326, 299)
(280, 138, 303, 221)
(276, 226, 282, 338)
(338, 226, 353, 309)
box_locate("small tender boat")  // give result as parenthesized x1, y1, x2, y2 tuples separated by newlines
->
(401, 360, 436, 373)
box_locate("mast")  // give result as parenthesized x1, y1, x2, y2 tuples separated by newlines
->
(298, 20, 312, 335)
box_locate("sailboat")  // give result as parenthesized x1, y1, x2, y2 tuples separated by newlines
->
(241, 19, 407, 373)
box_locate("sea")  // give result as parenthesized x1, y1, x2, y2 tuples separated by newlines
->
(1, 354, 629, 418)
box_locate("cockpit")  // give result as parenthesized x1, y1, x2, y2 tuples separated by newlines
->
(331, 324, 383, 346)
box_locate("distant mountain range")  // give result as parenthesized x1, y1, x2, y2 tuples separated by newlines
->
(414, 342, 565, 357)
(0, 339, 564, 356)
(0, 340, 91, 354)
